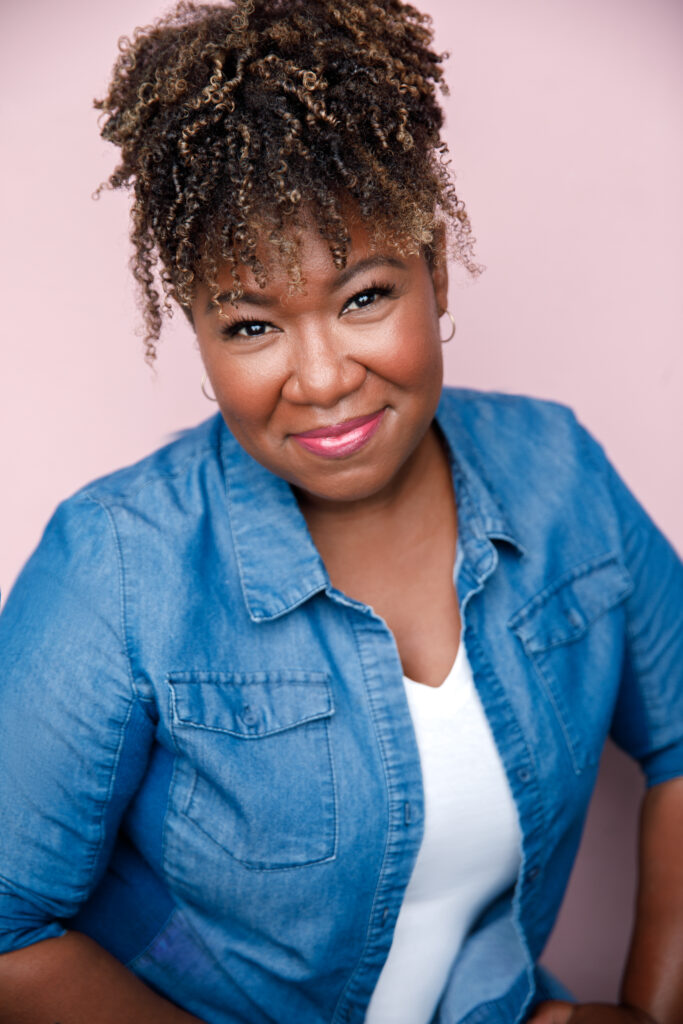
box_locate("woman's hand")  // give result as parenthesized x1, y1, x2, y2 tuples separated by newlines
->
(528, 1002, 658, 1024)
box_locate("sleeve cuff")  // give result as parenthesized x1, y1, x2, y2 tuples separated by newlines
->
(640, 736, 683, 788)
(0, 920, 67, 956)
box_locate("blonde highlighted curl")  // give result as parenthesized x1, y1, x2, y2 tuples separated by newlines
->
(95, 0, 480, 362)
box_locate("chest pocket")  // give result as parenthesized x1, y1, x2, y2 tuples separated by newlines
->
(167, 671, 336, 870)
(508, 555, 633, 772)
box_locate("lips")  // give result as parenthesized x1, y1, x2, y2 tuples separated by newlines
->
(291, 410, 385, 458)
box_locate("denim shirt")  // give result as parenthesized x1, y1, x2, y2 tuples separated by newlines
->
(1, 387, 682, 1024)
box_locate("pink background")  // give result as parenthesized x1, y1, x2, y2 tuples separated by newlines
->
(1, 0, 681, 1000)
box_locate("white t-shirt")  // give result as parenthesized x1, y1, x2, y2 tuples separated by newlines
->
(364, 638, 522, 1024)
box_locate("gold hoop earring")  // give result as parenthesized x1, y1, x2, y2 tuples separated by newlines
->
(440, 310, 456, 343)
(201, 374, 218, 402)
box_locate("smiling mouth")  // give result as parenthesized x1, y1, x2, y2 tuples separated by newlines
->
(291, 410, 386, 458)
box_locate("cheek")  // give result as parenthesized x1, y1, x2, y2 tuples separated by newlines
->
(207, 350, 286, 430)
(376, 309, 443, 389)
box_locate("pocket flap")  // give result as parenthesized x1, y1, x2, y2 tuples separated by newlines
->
(509, 556, 632, 653)
(168, 671, 334, 737)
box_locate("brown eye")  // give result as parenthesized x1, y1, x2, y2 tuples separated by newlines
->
(221, 319, 276, 339)
(342, 284, 396, 313)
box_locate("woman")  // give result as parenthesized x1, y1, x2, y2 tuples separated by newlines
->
(0, 1, 681, 1021)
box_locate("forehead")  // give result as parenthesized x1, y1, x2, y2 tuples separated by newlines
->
(210, 213, 422, 303)
(245, 213, 382, 277)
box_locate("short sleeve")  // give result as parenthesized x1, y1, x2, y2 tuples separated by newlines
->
(578, 427, 683, 787)
(0, 495, 155, 954)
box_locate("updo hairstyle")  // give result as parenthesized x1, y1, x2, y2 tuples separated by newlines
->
(95, 0, 479, 360)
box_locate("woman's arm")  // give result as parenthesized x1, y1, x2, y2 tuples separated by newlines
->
(620, 775, 683, 1020)
(0, 931, 204, 1024)
(529, 775, 683, 1024)
(0, 499, 201, 1019)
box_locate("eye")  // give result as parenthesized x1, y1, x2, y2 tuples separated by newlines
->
(220, 318, 277, 339)
(342, 282, 396, 314)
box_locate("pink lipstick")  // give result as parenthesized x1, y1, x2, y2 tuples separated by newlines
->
(291, 410, 385, 459)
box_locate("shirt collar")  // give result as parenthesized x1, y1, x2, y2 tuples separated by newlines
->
(435, 391, 525, 559)
(219, 390, 524, 623)
(219, 420, 329, 622)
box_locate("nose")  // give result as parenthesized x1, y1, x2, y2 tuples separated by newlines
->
(281, 324, 366, 407)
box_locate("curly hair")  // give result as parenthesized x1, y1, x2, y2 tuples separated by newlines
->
(95, 0, 479, 362)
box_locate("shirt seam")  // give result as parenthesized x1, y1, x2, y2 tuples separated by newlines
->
(79, 431, 218, 509)
(82, 495, 146, 708)
(67, 497, 145, 896)
(575, 422, 655, 707)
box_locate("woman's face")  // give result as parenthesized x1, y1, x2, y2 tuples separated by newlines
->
(191, 216, 449, 508)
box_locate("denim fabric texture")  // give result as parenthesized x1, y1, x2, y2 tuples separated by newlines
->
(1, 387, 682, 1024)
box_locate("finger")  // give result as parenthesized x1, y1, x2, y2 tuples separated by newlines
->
(527, 1000, 575, 1024)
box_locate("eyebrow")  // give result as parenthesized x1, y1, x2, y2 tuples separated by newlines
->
(206, 255, 407, 314)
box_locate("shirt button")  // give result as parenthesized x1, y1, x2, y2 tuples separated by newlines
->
(242, 706, 258, 726)
(527, 866, 539, 882)
(517, 767, 531, 783)
(382, 908, 390, 925)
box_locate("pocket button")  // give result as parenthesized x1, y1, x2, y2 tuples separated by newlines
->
(241, 706, 258, 726)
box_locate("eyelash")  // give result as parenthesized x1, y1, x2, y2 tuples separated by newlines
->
(219, 317, 273, 340)
(343, 280, 396, 312)
(219, 281, 397, 339)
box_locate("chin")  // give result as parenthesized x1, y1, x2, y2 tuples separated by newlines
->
(291, 466, 400, 506)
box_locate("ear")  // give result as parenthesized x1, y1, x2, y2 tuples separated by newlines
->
(430, 253, 449, 318)
(428, 223, 449, 315)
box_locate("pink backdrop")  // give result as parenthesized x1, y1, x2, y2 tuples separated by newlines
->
(1, 0, 681, 1001)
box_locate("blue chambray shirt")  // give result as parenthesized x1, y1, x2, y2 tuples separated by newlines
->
(1, 387, 682, 1024)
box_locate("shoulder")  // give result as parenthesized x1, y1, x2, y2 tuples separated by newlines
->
(5, 414, 227, 606)
(72, 413, 225, 512)
(439, 386, 583, 446)
(438, 387, 623, 555)
(438, 386, 597, 479)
